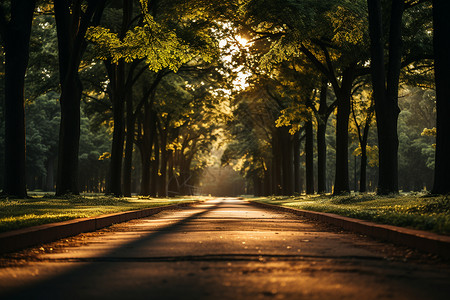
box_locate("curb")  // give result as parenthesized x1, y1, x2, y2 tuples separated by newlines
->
(0, 201, 198, 254)
(248, 200, 450, 259)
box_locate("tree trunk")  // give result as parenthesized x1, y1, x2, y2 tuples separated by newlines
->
(333, 71, 354, 195)
(107, 0, 132, 196)
(367, 0, 403, 195)
(317, 78, 329, 194)
(360, 145, 367, 192)
(271, 130, 282, 195)
(108, 61, 125, 196)
(123, 92, 134, 196)
(2, 0, 36, 198)
(150, 130, 160, 197)
(54, 0, 104, 196)
(158, 126, 168, 198)
(263, 167, 272, 196)
(280, 127, 294, 195)
(432, 0, 450, 194)
(56, 73, 82, 195)
(140, 107, 156, 196)
(305, 120, 314, 194)
(316, 122, 327, 194)
(167, 150, 178, 196)
(139, 143, 151, 196)
(293, 131, 302, 194)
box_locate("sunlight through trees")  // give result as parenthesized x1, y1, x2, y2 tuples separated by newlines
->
(0, 0, 447, 198)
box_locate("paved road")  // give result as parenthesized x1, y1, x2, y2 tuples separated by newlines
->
(1, 198, 450, 299)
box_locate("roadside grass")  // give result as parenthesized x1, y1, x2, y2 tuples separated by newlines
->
(0, 193, 204, 233)
(250, 193, 450, 235)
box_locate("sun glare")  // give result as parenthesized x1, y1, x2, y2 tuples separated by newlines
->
(233, 67, 250, 90)
(236, 36, 249, 47)
(217, 30, 253, 92)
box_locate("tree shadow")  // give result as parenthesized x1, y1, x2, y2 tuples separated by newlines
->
(1, 199, 228, 299)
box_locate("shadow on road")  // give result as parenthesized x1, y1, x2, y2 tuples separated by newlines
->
(1, 199, 227, 299)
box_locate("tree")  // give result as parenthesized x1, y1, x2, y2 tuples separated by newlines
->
(86, 0, 217, 196)
(367, 0, 433, 194)
(366, 0, 404, 195)
(0, 0, 37, 197)
(431, 0, 450, 194)
(315, 78, 336, 193)
(244, 0, 371, 194)
(105, 0, 133, 197)
(350, 85, 375, 192)
(53, 0, 105, 196)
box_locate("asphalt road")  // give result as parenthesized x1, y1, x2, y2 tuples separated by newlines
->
(1, 198, 449, 300)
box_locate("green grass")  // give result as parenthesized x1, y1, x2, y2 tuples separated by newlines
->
(0, 194, 204, 233)
(249, 193, 450, 235)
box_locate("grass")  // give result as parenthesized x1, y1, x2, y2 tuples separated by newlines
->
(249, 193, 450, 235)
(0, 193, 204, 233)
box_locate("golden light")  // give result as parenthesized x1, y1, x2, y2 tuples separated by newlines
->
(236, 36, 249, 48)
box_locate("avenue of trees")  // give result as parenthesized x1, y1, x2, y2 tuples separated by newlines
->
(0, 0, 449, 198)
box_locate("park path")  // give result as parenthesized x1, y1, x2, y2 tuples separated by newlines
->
(1, 198, 449, 299)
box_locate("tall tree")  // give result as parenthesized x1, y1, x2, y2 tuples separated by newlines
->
(54, 0, 105, 195)
(367, 0, 404, 195)
(0, 0, 37, 198)
(106, 0, 133, 196)
(431, 0, 450, 194)
(314, 79, 335, 193)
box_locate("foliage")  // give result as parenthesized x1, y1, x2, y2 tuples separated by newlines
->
(243, 0, 370, 71)
(86, 0, 217, 71)
(398, 87, 436, 190)
(222, 87, 275, 180)
(25, 92, 60, 178)
(26, 13, 60, 99)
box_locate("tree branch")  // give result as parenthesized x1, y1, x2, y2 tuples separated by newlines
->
(299, 43, 340, 92)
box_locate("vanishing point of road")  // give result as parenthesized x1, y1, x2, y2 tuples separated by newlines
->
(1, 198, 449, 299)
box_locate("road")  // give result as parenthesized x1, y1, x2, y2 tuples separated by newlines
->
(1, 198, 449, 299)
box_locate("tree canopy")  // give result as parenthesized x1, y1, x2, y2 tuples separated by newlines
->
(0, 0, 446, 197)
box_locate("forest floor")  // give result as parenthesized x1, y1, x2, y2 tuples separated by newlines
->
(0, 194, 203, 233)
(249, 193, 450, 235)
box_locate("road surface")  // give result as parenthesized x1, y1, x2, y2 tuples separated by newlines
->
(1, 198, 449, 299)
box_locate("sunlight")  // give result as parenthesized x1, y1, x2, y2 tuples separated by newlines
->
(233, 66, 251, 90)
(217, 34, 252, 91)
(236, 35, 249, 47)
